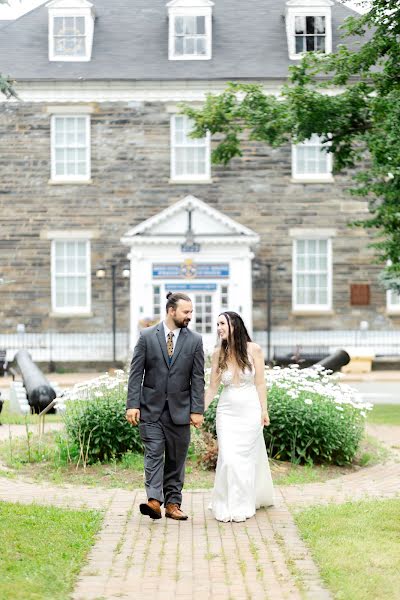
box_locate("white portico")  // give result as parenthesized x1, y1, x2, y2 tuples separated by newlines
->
(121, 195, 259, 351)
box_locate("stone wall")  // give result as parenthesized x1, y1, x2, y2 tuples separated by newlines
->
(0, 100, 398, 335)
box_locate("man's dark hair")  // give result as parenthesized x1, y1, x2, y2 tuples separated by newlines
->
(166, 291, 192, 312)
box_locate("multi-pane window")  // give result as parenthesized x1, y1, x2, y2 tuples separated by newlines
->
(53, 16, 86, 57)
(174, 16, 206, 56)
(51, 115, 90, 181)
(294, 16, 326, 54)
(292, 134, 332, 179)
(221, 285, 229, 311)
(153, 285, 161, 319)
(293, 239, 331, 309)
(194, 293, 213, 334)
(171, 115, 210, 181)
(52, 240, 91, 313)
(387, 290, 400, 312)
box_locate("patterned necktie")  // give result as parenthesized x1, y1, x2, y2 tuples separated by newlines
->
(167, 332, 174, 358)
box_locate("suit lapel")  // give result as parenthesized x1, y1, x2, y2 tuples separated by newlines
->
(170, 327, 188, 368)
(156, 324, 170, 368)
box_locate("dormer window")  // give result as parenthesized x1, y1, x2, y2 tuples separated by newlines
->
(167, 0, 214, 61)
(286, 0, 333, 60)
(47, 0, 95, 62)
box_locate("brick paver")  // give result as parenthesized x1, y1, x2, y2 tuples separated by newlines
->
(0, 423, 398, 599)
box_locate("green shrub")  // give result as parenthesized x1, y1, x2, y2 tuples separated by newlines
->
(203, 365, 370, 466)
(61, 372, 142, 464)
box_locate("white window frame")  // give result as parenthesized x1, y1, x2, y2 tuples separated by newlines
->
(167, 0, 213, 61)
(170, 114, 211, 182)
(47, 0, 95, 62)
(286, 0, 333, 61)
(292, 237, 332, 312)
(50, 114, 91, 182)
(387, 289, 400, 314)
(292, 134, 333, 182)
(51, 238, 91, 315)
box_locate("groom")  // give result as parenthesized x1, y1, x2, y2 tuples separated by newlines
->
(126, 291, 205, 520)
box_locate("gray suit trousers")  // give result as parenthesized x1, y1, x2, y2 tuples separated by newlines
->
(139, 405, 191, 506)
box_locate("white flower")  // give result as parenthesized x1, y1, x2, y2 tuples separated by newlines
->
(335, 406, 344, 411)
(304, 398, 313, 405)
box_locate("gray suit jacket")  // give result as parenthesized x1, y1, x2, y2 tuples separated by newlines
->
(126, 323, 205, 425)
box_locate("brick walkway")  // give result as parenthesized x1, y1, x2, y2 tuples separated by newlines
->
(0, 424, 399, 600)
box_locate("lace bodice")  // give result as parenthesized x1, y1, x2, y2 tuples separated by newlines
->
(221, 364, 255, 387)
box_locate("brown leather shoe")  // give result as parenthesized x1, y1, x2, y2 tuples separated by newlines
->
(140, 498, 162, 520)
(165, 503, 188, 520)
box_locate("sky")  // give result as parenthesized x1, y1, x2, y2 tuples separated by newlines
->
(0, 0, 370, 19)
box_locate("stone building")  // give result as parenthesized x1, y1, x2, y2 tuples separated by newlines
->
(0, 0, 398, 360)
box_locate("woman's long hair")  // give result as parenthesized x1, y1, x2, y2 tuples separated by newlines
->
(218, 311, 252, 373)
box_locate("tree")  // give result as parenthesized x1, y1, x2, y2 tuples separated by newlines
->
(183, 0, 400, 293)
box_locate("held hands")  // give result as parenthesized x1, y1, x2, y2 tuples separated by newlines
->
(190, 413, 204, 429)
(126, 408, 140, 426)
(261, 411, 270, 427)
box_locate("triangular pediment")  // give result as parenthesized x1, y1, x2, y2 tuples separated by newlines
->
(121, 195, 259, 245)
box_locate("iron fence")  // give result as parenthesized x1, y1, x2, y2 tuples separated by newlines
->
(0, 332, 130, 363)
(253, 329, 400, 358)
(0, 329, 399, 364)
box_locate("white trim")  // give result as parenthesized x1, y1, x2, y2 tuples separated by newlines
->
(286, 0, 333, 61)
(47, 0, 95, 62)
(292, 134, 333, 180)
(51, 238, 92, 315)
(41, 229, 100, 240)
(386, 289, 400, 314)
(292, 237, 332, 312)
(0, 80, 325, 103)
(122, 194, 259, 242)
(170, 114, 211, 182)
(50, 113, 91, 182)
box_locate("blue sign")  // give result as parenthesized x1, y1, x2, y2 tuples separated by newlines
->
(166, 283, 217, 291)
(153, 262, 229, 279)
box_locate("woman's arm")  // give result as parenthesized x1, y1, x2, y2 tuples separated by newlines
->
(204, 348, 221, 410)
(251, 343, 270, 426)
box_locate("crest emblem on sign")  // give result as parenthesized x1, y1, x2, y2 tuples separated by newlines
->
(181, 259, 196, 279)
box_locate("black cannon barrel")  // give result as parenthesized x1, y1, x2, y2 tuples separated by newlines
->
(15, 349, 56, 413)
(315, 349, 350, 373)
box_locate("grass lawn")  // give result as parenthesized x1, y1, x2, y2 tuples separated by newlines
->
(295, 498, 400, 600)
(367, 403, 400, 426)
(0, 501, 102, 600)
(0, 400, 62, 425)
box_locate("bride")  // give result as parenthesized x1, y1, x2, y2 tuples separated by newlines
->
(205, 311, 274, 522)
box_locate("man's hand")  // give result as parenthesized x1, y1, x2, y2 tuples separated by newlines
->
(126, 408, 140, 426)
(190, 413, 204, 429)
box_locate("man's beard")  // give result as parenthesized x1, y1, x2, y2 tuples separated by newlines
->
(173, 316, 190, 329)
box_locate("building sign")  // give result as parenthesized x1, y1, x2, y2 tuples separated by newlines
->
(166, 283, 217, 291)
(153, 260, 229, 279)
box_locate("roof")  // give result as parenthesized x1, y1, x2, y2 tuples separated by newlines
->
(0, 0, 359, 81)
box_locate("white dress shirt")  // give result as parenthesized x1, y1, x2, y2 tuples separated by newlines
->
(163, 321, 181, 351)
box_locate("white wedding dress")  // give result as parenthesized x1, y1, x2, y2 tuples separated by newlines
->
(210, 363, 274, 522)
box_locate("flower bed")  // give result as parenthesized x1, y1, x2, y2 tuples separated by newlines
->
(203, 365, 372, 466)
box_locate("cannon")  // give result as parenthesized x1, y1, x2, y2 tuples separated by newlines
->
(14, 349, 56, 414)
(315, 349, 350, 373)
